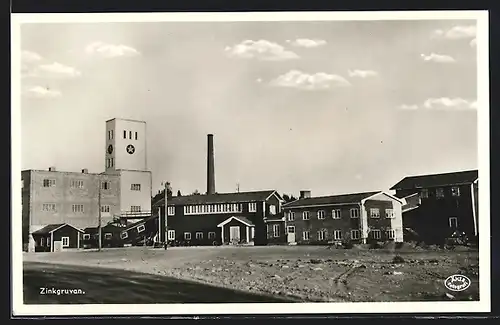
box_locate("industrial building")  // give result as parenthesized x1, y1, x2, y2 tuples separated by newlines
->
(390, 169, 479, 244)
(282, 190, 404, 245)
(22, 118, 153, 252)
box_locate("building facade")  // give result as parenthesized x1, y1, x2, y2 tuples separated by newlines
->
(22, 118, 152, 252)
(283, 190, 404, 245)
(152, 190, 285, 246)
(390, 169, 479, 244)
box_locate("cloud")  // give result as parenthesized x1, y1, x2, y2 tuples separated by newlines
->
(24, 86, 62, 99)
(420, 53, 456, 63)
(36, 62, 82, 78)
(470, 38, 477, 47)
(269, 70, 351, 90)
(224, 40, 299, 61)
(348, 69, 378, 78)
(398, 98, 477, 111)
(432, 25, 476, 40)
(286, 38, 327, 48)
(85, 42, 141, 58)
(21, 50, 42, 64)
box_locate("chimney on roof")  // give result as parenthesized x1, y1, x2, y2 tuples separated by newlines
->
(48, 166, 56, 172)
(207, 134, 215, 195)
(300, 190, 311, 199)
(82, 168, 88, 174)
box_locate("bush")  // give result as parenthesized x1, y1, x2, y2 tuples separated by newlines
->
(369, 241, 384, 249)
(392, 255, 405, 264)
(395, 242, 404, 249)
(342, 240, 354, 249)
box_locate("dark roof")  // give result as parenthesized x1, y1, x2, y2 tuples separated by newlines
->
(233, 216, 255, 226)
(122, 215, 157, 232)
(84, 224, 123, 233)
(153, 190, 280, 207)
(390, 170, 478, 190)
(32, 223, 83, 235)
(283, 191, 381, 208)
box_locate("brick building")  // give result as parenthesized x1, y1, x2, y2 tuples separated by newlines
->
(390, 169, 479, 244)
(283, 190, 404, 245)
(22, 118, 152, 252)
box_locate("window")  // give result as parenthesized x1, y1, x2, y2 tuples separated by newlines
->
(370, 208, 380, 218)
(421, 189, 429, 198)
(208, 232, 216, 239)
(371, 229, 381, 240)
(42, 203, 56, 212)
(70, 180, 84, 189)
(350, 208, 360, 218)
(386, 229, 395, 240)
(272, 224, 280, 238)
(436, 188, 444, 198)
(167, 206, 175, 216)
(167, 230, 176, 240)
(196, 232, 203, 240)
(129, 131, 132, 139)
(121, 231, 128, 239)
(72, 204, 84, 213)
(287, 226, 295, 234)
(101, 181, 109, 190)
(101, 205, 110, 213)
(288, 211, 295, 221)
(21, 179, 24, 189)
(61, 237, 69, 248)
(110, 129, 114, 140)
(137, 224, 145, 233)
(40, 237, 45, 246)
(123, 130, 127, 139)
(317, 210, 325, 219)
(385, 209, 394, 219)
(351, 229, 360, 240)
(43, 179, 56, 187)
(302, 211, 310, 220)
(333, 230, 343, 240)
(184, 232, 191, 240)
(269, 205, 276, 215)
(106, 159, 110, 168)
(108, 130, 111, 140)
(332, 209, 341, 219)
(449, 217, 458, 228)
(131, 206, 141, 212)
(249, 202, 257, 212)
(451, 186, 461, 197)
(111, 158, 114, 167)
(302, 231, 310, 241)
(131, 184, 141, 191)
(104, 233, 112, 240)
(317, 230, 327, 241)
(135, 132, 138, 140)
(83, 234, 91, 240)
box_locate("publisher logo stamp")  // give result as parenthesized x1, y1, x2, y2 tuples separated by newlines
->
(444, 274, 471, 292)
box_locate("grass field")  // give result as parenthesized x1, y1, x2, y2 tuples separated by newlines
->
(23, 245, 479, 302)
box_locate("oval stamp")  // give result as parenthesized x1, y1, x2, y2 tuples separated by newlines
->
(444, 274, 471, 292)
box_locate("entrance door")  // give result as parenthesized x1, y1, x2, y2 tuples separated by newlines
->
(287, 226, 296, 243)
(229, 226, 240, 243)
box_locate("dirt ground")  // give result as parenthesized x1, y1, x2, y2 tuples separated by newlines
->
(22, 244, 479, 302)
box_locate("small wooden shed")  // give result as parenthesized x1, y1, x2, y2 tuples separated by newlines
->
(31, 223, 84, 252)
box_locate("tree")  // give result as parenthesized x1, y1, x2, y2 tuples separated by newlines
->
(192, 189, 201, 195)
(177, 190, 182, 196)
(281, 193, 297, 203)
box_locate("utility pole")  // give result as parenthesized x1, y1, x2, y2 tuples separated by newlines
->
(236, 183, 240, 193)
(164, 181, 168, 250)
(98, 177, 102, 251)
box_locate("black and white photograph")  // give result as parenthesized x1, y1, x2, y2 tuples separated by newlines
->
(11, 10, 490, 316)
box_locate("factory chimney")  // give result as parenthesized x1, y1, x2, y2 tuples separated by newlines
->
(207, 134, 215, 195)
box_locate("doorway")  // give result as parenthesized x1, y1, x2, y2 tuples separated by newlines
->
(287, 226, 296, 243)
(229, 226, 240, 243)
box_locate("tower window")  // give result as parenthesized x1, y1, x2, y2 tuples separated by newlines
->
(129, 131, 132, 139)
(123, 130, 126, 139)
(135, 132, 138, 140)
(110, 129, 113, 139)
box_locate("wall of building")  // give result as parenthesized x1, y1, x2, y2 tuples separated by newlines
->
(363, 193, 403, 242)
(52, 226, 81, 249)
(118, 170, 152, 214)
(266, 220, 286, 244)
(284, 204, 363, 245)
(28, 170, 120, 232)
(107, 119, 147, 172)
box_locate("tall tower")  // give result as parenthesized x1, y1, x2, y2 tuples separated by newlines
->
(105, 118, 147, 172)
(104, 118, 152, 216)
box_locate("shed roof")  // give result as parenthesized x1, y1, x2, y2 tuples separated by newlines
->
(32, 223, 84, 235)
(153, 190, 281, 207)
(390, 170, 478, 190)
(283, 191, 381, 208)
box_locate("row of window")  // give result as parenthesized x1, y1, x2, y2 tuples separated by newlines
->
(267, 224, 281, 238)
(166, 230, 217, 241)
(178, 202, 277, 216)
(108, 129, 140, 141)
(41, 204, 138, 214)
(42, 178, 141, 192)
(83, 233, 113, 240)
(39, 236, 70, 247)
(287, 208, 394, 221)
(106, 158, 115, 169)
(421, 186, 461, 198)
(288, 228, 396, 241)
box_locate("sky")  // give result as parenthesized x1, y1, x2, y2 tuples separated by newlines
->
(18, 18, 479, 197)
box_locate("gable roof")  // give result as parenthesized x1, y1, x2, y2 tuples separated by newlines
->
(83, 224, 123, 233)
(283, 191, 381, 208)
(152, 190, 280, 207)
(390, 170, 478, 190)
(32, 223, 84, 235)
(217, 216, 255, 227)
